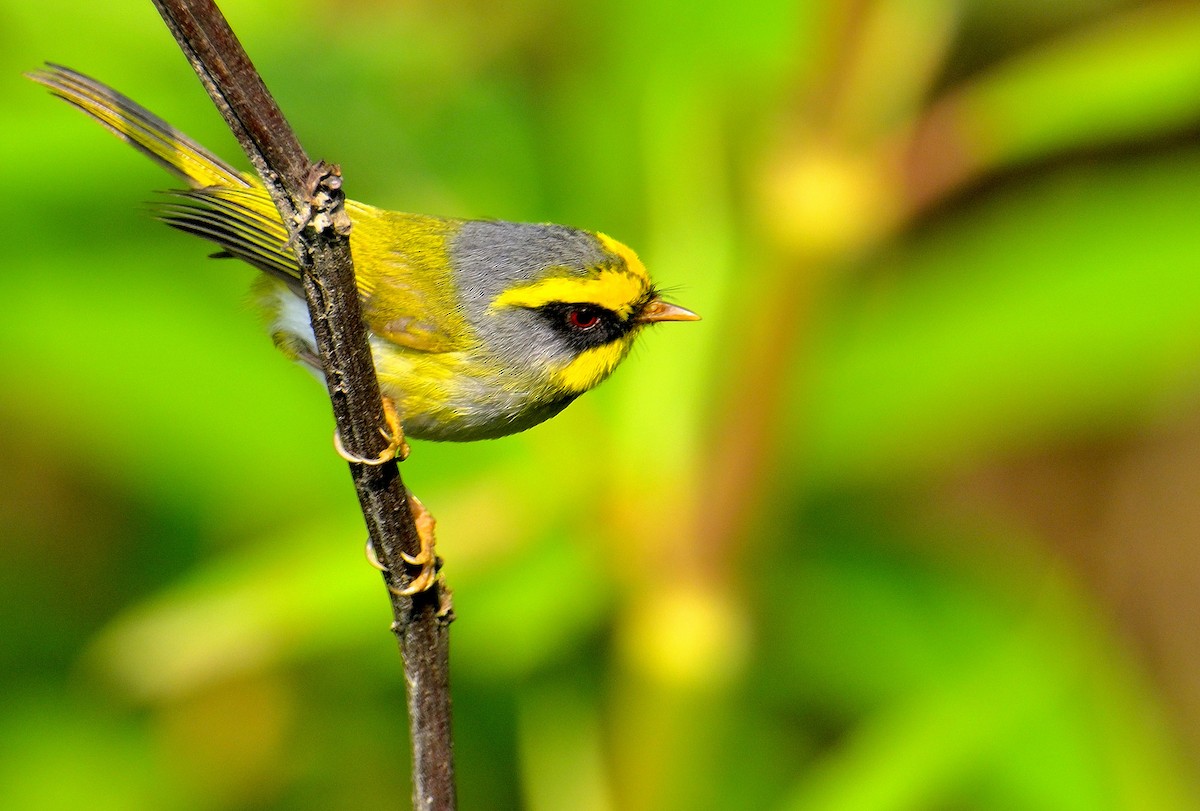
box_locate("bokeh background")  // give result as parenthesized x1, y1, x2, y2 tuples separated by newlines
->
(5, 0, 1200, 808)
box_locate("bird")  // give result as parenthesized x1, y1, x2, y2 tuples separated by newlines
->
(29, 64, 699, 592)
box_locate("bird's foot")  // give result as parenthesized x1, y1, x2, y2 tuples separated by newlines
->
(334, 396, 409, 465)
(364, 492, 440, 596)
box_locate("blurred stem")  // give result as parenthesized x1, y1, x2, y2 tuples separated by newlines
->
(149, 1, 456, 808)
(700, 247, 830, 560)
(902, 3, 1200, 217)
(705, 0, 962, 561)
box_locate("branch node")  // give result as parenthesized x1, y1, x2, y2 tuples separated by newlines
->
(293, 160, 352, 236)
(437, 590, 455, 622)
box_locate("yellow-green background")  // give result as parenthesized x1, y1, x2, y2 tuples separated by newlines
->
(5, 1, 1200, 809)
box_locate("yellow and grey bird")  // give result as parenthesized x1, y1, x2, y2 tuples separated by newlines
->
(29, 64, 698, 446)
(30, 64, 699, 593)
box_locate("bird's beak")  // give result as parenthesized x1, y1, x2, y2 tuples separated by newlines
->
(636, 297, 701, 324)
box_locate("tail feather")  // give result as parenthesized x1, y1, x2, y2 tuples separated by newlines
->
(157, 190, 297, 282)
(28, 64, 300, 286)
(29, 64, 247, 189)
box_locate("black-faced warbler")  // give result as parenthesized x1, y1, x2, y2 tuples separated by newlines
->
(30, 65, 698, 441)
(31, 65, 698, 593)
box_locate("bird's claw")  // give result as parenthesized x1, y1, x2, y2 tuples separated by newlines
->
(334, 396, 410, 465)
(363, 493, 440, 596)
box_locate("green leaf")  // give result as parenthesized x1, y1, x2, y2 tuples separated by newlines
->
(804, 149, 1200, 485)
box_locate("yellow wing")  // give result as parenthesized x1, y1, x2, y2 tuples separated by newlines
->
(29, 64, 299, 281)
(29, 64, 468, 354)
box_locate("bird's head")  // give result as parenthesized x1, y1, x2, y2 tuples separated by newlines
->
(452, 221, 699, 397)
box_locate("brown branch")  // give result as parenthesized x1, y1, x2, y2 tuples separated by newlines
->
(148, 2, 455, 807)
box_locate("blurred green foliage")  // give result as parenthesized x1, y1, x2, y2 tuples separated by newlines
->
(5, 0, 1200, 809)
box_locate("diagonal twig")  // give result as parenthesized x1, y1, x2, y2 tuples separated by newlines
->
(148, 1, 456, 807)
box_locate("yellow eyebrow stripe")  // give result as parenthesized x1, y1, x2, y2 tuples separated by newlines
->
(490, 267, 647, 317)
(597, 233, 650, 284)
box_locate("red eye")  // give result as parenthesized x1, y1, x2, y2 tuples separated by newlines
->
(568, 308, 600, 330)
